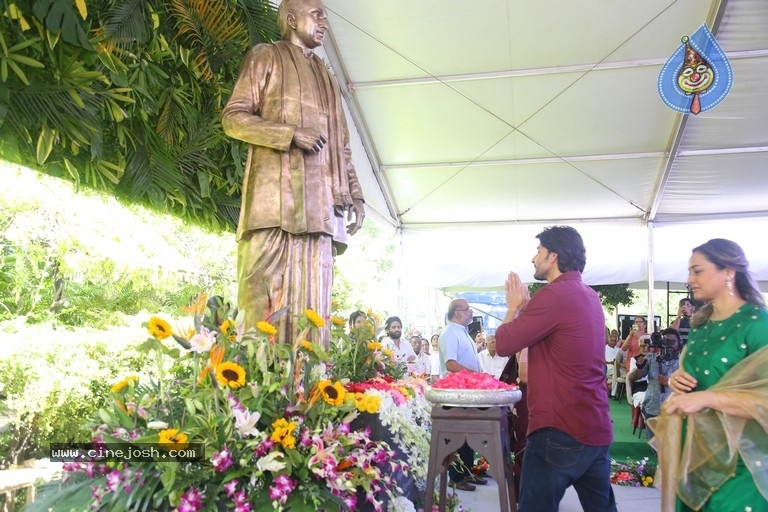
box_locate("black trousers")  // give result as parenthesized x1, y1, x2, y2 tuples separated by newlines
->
(448, 442, 474, 483)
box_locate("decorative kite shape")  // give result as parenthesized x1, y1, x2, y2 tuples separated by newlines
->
(657, 23, 733, 115)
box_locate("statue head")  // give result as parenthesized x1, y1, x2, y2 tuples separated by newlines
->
(277, 0, 328, 50)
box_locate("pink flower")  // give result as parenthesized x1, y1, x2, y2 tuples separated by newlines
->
(189, 328, 216, 353)
(307, 438, 339, 480)
(268, 474, 297, 505)
(233, 490, 248, 504)
(224, 480, 238, 497)
(211, 446, 233, 472)
(341, 493, 357, 510)
(233, 408, 261, 438)
(176, 487, 204, 512)
(254, 438, 275, 457)
(105, 470, 122, 492)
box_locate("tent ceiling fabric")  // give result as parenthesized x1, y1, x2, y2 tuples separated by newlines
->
(320, 0, 768, 288)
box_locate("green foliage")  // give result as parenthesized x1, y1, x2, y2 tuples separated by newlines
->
(592, 284, 636, 313)
(0, 0, 280, 230)
(0, 167, 238, 327)
(527, 282, 635, 314)
(0, 331, 153, 467)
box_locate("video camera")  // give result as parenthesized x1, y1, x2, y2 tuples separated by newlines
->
(648, 331, 667, 348)
(645, 329, 682, 362)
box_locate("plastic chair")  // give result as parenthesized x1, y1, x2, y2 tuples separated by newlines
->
(613, 360, 626, 402)
(626, 378, 646, 438)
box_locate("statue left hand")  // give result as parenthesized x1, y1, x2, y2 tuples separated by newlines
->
(347, 198, 365, 235)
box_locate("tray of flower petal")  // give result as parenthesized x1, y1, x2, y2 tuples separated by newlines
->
(426, 370, 521, 407)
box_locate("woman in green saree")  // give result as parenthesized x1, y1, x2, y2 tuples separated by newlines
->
(648, 238, 768, 512)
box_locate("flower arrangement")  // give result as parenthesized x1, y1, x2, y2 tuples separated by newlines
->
(609, 456, 657, 487)
(325, 312, 432, 501)
(326, 312, 407, 383)
(32, 296, 432, 512)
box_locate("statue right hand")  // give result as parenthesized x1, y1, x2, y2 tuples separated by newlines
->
(293, 127, 327, 153)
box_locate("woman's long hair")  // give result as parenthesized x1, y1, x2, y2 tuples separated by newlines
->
(690, 238, 765, 327)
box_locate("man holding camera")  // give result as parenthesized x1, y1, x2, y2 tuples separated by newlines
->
(671, 297, 695, 345)
(629, 328, 683, 434)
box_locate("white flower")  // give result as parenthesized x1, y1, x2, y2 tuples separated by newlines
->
(256, 451, 286, 473)
(388, 496, 416, 512)
(233, 408, 261, 438)
(189, 328, 216, 353)
(146, 421, 169, 430)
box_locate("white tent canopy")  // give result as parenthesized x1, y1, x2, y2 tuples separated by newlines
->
(320, 0, 768, 289)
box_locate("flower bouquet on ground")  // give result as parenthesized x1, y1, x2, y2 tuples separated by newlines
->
(471, 456, 490, 477)
(610, 456, 657, 487)
(30, 296, 430, 512)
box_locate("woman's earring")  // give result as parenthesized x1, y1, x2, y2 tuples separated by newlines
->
(726, 278, 734, 296)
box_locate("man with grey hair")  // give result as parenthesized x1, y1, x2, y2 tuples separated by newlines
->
(222, 0, 365, 345)
(438, 299, 485, 491)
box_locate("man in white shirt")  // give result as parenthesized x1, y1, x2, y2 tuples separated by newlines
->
(409, 335, 431, 377)
(438, 299, 485, 491)
(477, 335, 509, 379)
(382, 316, 416, 364)
(604, 329, 621, 391)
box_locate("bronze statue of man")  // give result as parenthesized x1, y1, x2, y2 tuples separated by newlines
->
(222, 0, 365, 345)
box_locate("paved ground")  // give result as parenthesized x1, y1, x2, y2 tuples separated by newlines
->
(453, 477, 660, 511)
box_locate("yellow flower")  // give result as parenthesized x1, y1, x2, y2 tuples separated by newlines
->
(110, 375, 138, 393)
(220, 319, 233, 335)
(215, 361, 246, 388)
(354, 393, 381, 414)
(367, 342, 382, 351)
(256, 321, 277, 335)
(300, 340, 313, 351)
(382, 349, 394, 358)
(148, 317, 172, 340)
(331, 315, 346, 326)
(158, 429, 189, 449)
(398, 387, 411, 401)
(305, 309, 325, 328)
(318, 379, 345, 406)
(270, 418, 297, 449)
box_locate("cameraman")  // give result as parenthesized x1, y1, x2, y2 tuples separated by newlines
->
(627, 338, 650, 406)
(633, 328, 683, 435)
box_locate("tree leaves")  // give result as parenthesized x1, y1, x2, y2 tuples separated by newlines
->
(0, 0, 280, 232)
(31, 0, 94, 50)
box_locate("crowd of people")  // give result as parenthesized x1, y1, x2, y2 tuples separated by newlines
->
(308, 230, 768, 512)
(342, 231, 767, 511)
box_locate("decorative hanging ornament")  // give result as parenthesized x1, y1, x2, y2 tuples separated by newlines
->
(657, 23, 733, 115)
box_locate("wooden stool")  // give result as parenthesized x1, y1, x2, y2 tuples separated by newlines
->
(424, 405, 517, 512)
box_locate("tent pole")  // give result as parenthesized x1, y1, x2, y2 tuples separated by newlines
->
(647, 222, 656, 332)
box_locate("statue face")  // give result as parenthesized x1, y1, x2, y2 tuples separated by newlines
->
(289, 0, 328, 50)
